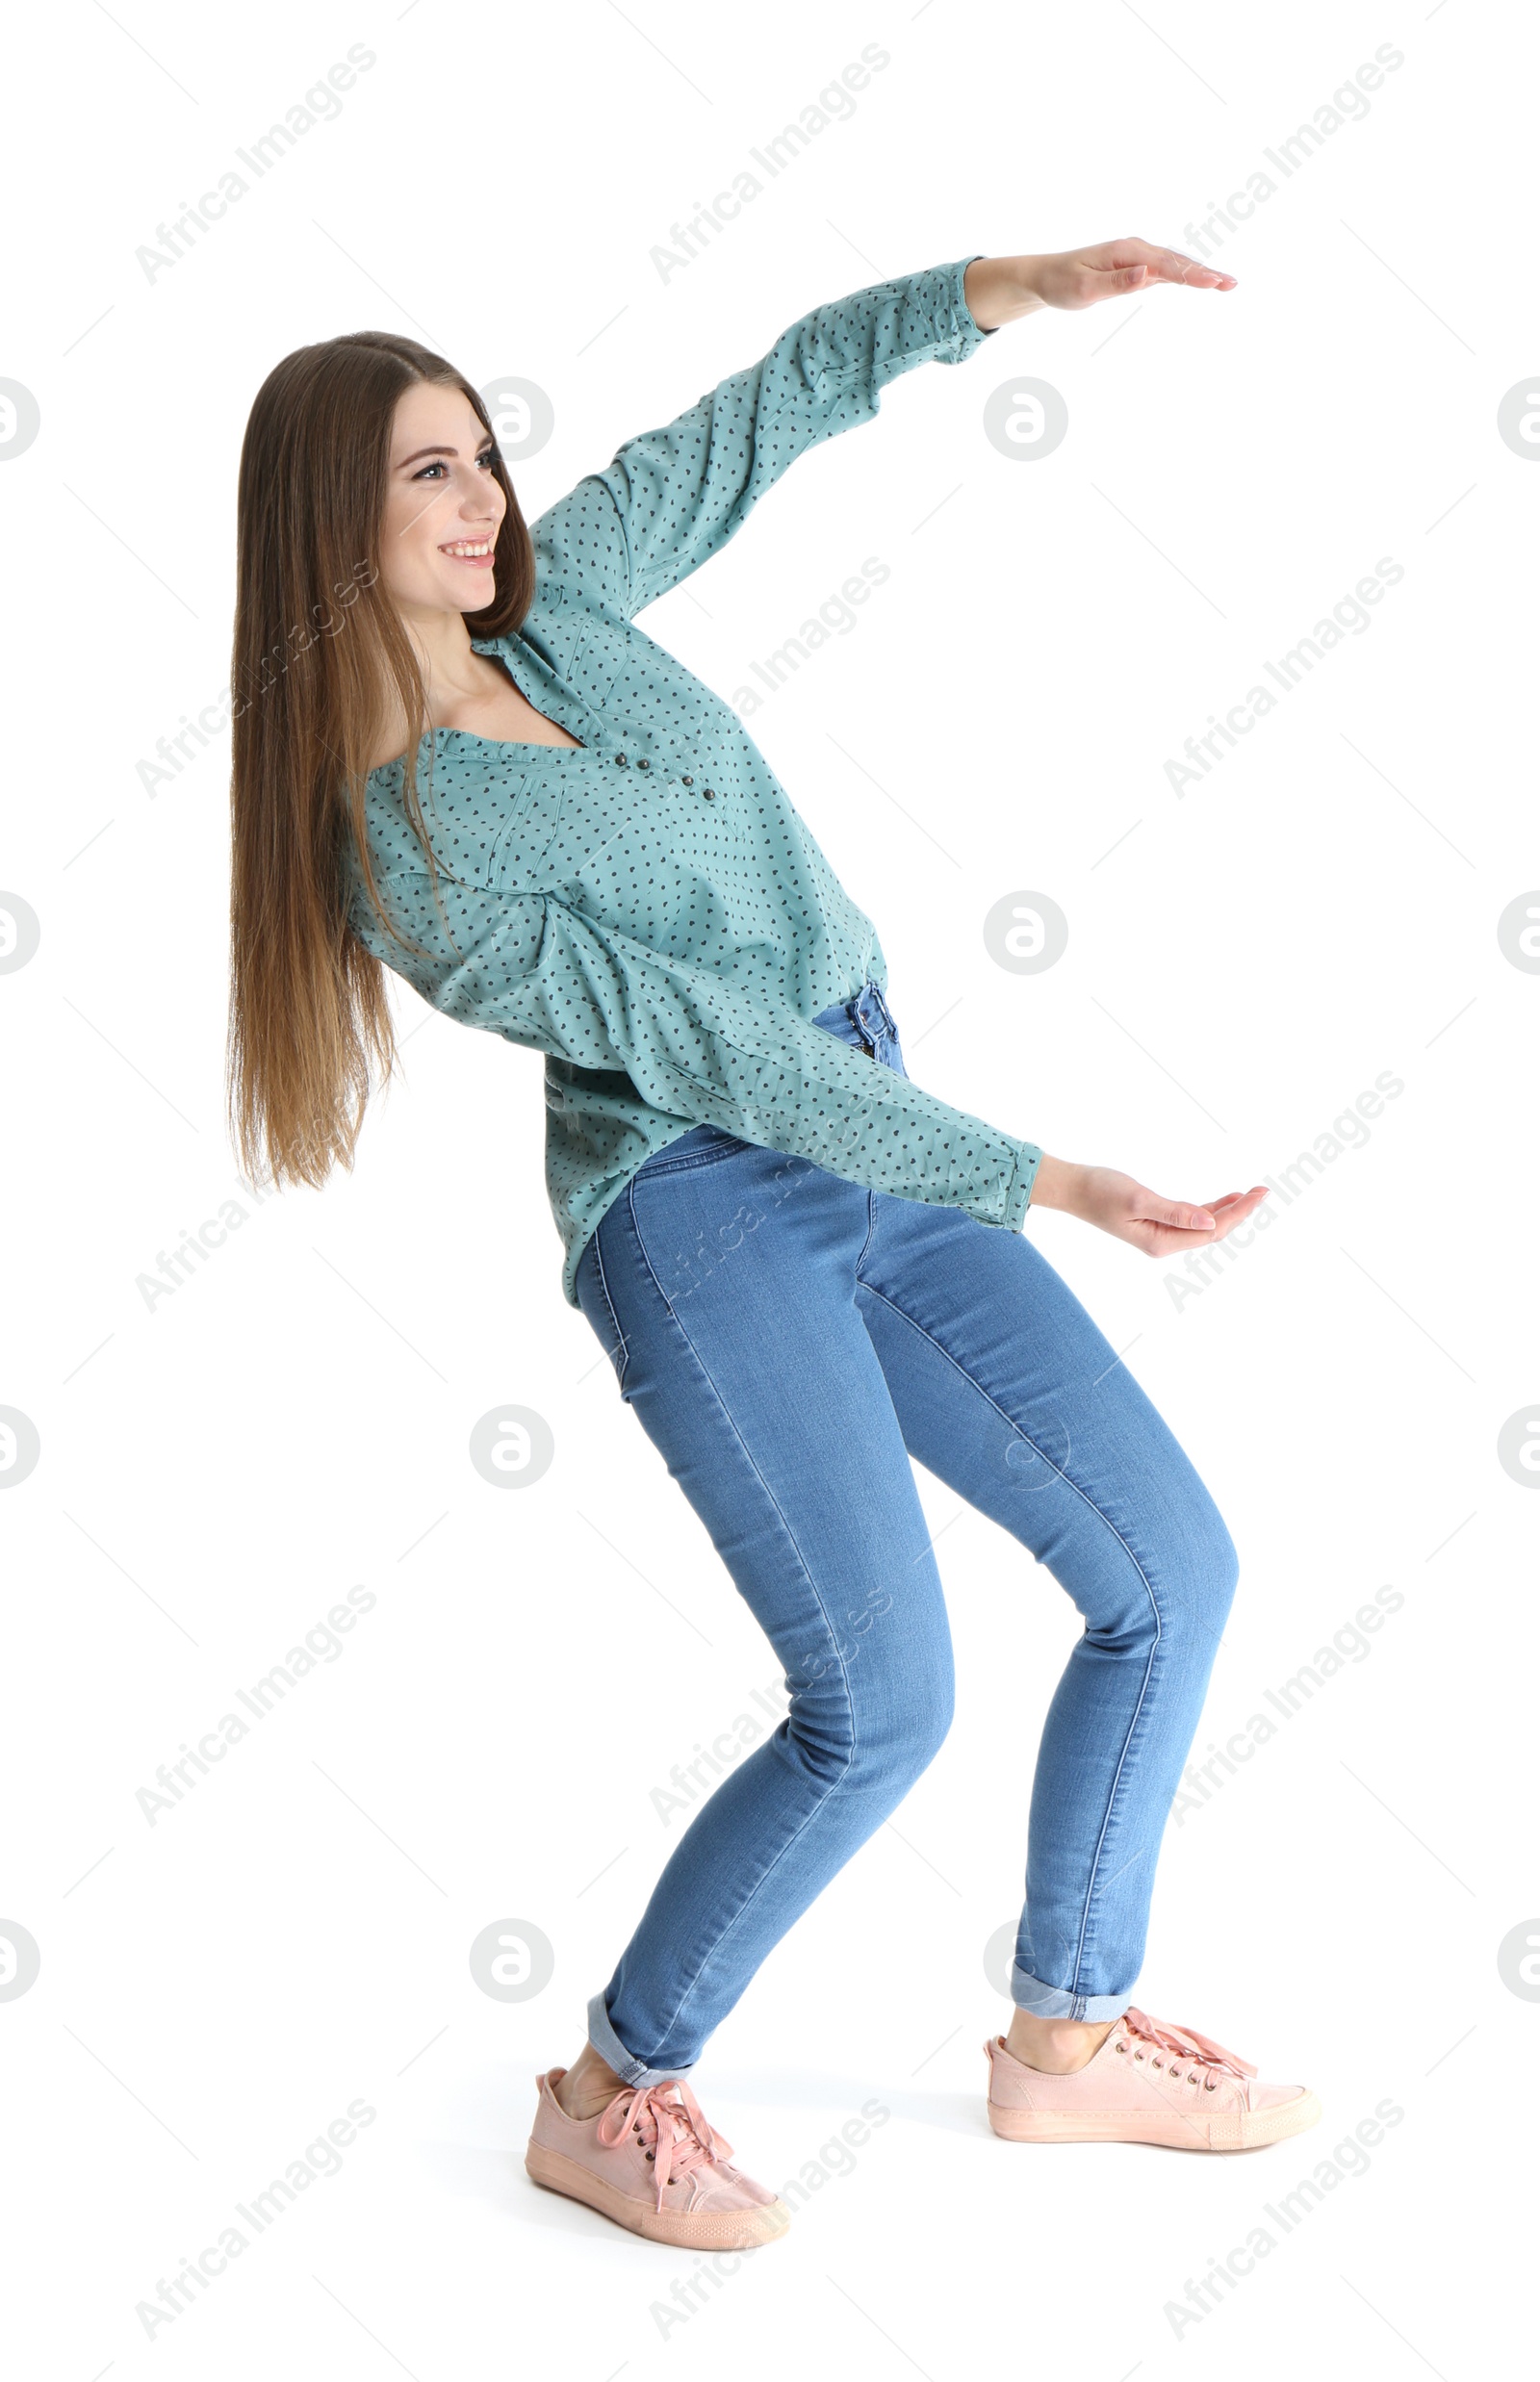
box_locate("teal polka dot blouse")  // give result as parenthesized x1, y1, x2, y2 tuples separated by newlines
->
(344, 254, 1042, 1306)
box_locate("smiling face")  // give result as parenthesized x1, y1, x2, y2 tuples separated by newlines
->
(377, 380, 507, 621)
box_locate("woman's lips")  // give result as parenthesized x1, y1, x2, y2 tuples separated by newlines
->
(440, 539, 496, 569)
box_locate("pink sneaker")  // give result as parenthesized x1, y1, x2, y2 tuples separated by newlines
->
(985, 2007, 1321, 2151)
(525, 2068, 792, 2248)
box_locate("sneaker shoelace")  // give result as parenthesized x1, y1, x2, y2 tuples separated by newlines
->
(1118, 2006, 1259, 2093)
(596, 2078, 732, 2212)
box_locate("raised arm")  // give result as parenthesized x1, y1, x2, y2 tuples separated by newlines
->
(532, 254, 996, 619)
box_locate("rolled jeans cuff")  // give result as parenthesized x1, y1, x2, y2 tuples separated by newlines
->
(586, 1989, 699, 2088)
(1011, 1961, 1133, 2023)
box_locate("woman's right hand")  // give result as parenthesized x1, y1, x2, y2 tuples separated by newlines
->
(1030, 1155, 1269, 1258)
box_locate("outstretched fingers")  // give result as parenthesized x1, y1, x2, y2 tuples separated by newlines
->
(1126, 1183, 1271, 1257)
(1146, 1193, 1219, 1234)
(1088, 236, 1237, 293)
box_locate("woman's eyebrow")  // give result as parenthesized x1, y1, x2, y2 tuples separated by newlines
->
(395, 437, 493, 467)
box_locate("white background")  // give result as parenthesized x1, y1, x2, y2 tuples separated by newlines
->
(3, 1, 1534, 2374)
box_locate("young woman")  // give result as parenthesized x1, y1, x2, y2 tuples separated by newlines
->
(228, 238, 1320, 2253)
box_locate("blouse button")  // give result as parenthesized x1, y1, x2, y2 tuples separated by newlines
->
(703, 787, 716, 801)
(613, 751, 629, 767)
(636, 756, 651, 770)
(680, 773, 694, 786)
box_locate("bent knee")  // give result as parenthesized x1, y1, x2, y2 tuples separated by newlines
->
(893, 1670, 955, 1777)
(787, 1662, 953, 1792)
(1162, 1494, 1240, 1640)
(871, 1637, 956, 1780)
(1090, 1492, 1239, 1652)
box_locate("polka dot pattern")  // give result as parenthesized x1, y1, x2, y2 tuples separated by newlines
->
(345, 256, 1041, 1306)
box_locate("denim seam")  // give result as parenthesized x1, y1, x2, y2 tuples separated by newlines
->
(856, 1185, 879, 1275)
(864, 983, 898, 1041)
(619, 1191, 866, 2063)
(589, 1226, 631, 1394)
(851, 1274, 1165, 2006)
(633, 1134, 750, 1179)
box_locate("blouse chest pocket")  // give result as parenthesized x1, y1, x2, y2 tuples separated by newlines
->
(563, 617, 630, 713)
(485, 773, 571, 894)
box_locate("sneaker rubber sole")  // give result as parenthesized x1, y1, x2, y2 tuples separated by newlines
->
(987, 2088, 1322, 2151)
(525, 2140, 792, 2247)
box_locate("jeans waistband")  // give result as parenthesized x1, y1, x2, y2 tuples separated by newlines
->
(812, 979, 897, 1054)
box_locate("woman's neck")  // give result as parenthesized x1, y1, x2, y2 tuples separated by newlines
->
(399, 605, 486, 713)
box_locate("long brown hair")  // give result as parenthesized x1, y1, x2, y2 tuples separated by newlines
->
(225, 330, 536, 1189)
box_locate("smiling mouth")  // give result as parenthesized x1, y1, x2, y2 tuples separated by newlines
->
(440, 538, 496, 561)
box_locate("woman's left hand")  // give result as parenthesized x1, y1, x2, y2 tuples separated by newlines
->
(965, 240, 1237, 329)
(1030, 1157, 1270, 1259)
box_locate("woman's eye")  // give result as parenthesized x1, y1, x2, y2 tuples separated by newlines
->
(411, 451, 495, 479)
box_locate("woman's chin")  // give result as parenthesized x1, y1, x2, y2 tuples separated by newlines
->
(445, 568, 497, 607)
(395, 573, 497, 617)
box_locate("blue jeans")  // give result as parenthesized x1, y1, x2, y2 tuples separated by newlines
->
(574, 981, 1239, 2085)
